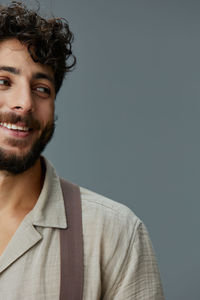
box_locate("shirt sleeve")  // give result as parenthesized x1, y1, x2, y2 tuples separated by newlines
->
(101, 216, 165, 300)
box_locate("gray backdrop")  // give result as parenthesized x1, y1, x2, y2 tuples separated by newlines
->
(3, 0, 200, 299)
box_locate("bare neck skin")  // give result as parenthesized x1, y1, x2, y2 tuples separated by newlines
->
(0, 158, 43, 214)
(0, 158, 44, 255)
(0, 158, 44, 215)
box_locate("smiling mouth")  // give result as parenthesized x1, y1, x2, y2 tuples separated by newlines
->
(0, 122, 31, 132)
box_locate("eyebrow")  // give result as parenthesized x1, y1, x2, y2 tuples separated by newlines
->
(32, 72, 54, 85)
(0, 65, 55, 84)
(0, 66, 20, 75)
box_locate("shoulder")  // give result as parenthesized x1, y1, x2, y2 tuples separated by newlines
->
(79, 187, 165, 299)
(80, 186, 140, 221)
(80, 186, 142, 243)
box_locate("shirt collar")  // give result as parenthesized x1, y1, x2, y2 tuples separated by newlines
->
(29, 157, 67, 229)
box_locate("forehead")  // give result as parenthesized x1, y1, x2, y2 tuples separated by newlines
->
(0, 38, 54, 79)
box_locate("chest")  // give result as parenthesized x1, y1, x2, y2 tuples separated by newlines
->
(0, 214, 27, 256)
(0, 226, 61, 300)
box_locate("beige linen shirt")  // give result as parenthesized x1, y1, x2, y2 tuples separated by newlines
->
(0, 158, 164, 299)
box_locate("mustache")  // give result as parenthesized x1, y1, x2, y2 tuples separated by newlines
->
(0, 112, 41, 130)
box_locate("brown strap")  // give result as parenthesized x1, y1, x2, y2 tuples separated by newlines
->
(59, 178, 84, 300)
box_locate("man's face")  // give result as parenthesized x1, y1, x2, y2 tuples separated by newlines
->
(0, 38, 56, 174)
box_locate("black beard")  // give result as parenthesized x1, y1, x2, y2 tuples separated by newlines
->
(0, 121, 55, 174)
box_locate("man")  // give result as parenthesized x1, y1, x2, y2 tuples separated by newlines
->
(0, 1, 164, 299)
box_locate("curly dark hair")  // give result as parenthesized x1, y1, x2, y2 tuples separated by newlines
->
(0, 1, 76, 94)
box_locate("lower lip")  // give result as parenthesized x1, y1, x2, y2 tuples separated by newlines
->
(0, 125, 32, 138)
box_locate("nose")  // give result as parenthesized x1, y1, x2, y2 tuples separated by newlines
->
(10, 82, 35, 114)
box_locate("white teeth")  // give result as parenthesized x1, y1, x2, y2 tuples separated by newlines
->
(11, 124, 18, 130)
(0, 122, 29, 131)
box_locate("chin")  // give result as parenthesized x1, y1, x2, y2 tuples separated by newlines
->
(0, 121, 55, 174)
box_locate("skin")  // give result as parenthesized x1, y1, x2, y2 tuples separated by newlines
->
(0, 39, 56, 255)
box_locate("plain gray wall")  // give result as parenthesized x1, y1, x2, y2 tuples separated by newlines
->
(3, 0, 200, 299)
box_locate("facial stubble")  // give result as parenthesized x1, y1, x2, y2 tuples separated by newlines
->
(0, 119, 55, 174)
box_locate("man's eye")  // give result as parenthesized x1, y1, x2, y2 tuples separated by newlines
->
(35, 86, 51, 95)
(0, 79, 10, 86)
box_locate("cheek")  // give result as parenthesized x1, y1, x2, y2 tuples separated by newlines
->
(37, 103, 55, 125)
(0, 91, 12, 107)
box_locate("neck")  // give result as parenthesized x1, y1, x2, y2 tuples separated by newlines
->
(0, 157, 44, 213)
